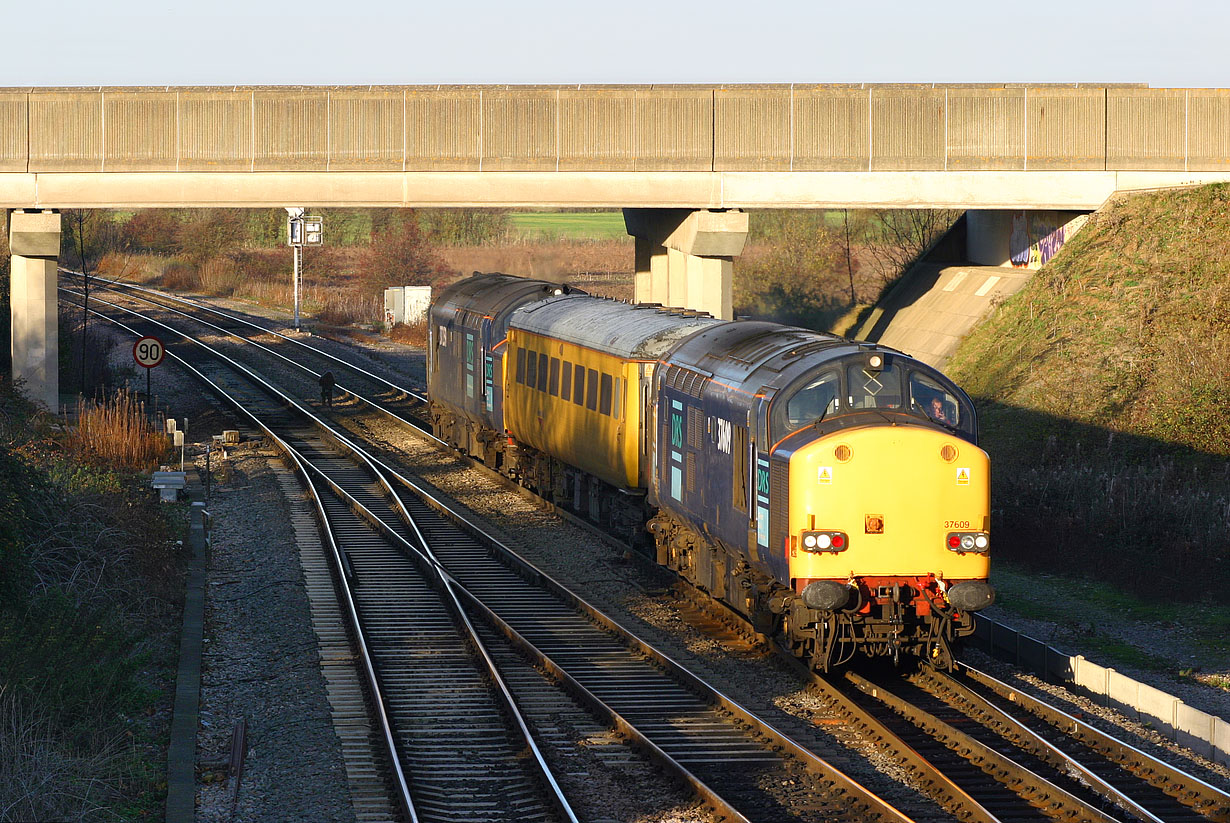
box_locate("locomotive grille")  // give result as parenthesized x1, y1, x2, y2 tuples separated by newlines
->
(770, 460, 789, 554)
(687, 407, 704, 449)
(686, 452, 696, 492)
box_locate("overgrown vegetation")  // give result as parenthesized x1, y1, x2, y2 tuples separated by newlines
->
(946, 185, 1230, 603)
(0, 383, 184, 819)
(64, 206, 954, 335)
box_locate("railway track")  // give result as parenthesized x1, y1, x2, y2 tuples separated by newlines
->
(63, 279, 1230, 823)
(66, 287, 916, 821)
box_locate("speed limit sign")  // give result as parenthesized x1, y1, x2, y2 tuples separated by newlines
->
(133, 336, 165, 369)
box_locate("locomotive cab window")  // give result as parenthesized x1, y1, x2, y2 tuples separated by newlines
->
(847, 361, 902, 410)
(784, 371, 839, 430)
(908, 371, 974, 436)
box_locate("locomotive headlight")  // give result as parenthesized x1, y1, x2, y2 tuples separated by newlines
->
(947, 532, 990, 553)
(801, 530, 847, 552)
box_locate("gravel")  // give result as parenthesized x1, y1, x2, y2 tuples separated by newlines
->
(98, 290, 1230, 819)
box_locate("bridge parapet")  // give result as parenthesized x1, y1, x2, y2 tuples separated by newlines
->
(2, 84, 1229, 176)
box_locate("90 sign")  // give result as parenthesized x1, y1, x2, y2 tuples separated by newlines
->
(133, 336, 165, 369)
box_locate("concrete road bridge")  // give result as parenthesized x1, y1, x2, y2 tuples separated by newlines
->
(8, 83, 1230, 407)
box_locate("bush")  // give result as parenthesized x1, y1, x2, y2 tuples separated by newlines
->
(389, 321, 428, 347)
(359, 214, 451, 294)
(735, 211, 853, 328)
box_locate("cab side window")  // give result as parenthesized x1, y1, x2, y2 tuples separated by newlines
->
(909, 371, 961, 427)
(785, 371, 839, 429)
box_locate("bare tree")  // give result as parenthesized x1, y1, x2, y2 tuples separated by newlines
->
(863, 209, 961, 286)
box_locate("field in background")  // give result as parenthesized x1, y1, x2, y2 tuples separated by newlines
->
(507, 212, 628, 240)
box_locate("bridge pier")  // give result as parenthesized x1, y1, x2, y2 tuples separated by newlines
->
(623, 209, 748, 320)
(8, 210, 61, 410)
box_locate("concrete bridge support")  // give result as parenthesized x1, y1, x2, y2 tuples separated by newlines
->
(623, 209, 748, 320)
(9, 210, 61, 410)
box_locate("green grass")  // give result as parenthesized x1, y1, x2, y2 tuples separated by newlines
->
(990, 563, 1230, 668)
(945, 185, 1230, 604)
(508, 211, 628, 240)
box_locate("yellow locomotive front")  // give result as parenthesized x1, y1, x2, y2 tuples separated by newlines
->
(771, 354, 994, 669)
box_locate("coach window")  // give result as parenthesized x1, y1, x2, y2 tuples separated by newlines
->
(586, 369, 599, 410)
(561, 360, 573, 401)
(525, 350, 537, 388)
(516, 348, 527, 385)
(599, 373, 613, 416)
(573, 365, 585, 406)
(612, 377, 622, 420)
(548, 357, 561, 396)
(537, 353, 549, 392)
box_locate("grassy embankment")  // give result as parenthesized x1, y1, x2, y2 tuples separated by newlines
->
(0, 387, 185, 819)
(945, 185, 1230, 666)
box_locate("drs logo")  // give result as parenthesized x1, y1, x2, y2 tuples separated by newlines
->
(133, 336, 165, 368)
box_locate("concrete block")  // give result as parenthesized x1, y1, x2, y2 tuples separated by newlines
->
(1187, 89, 1230, 172)
(253, 90, 328, 172)
(9, 210, 62, 257)
(1018, 634, 1048, 673)
(328, 90, 404, 171)
(0, 92, 28, 173)
(29, 92, 102, 172)
(991, 621, 1020, 662)
(792, 86, 870, 171)
(1107, 669, 1141, 717)
(1073, 656, 1110, 698)
(1046, 647, 1074, 683)
(1214, 717, 1230, 766)
(1175, 703, 1215, 757)
(105, 92, 177, 172)
(178, 90, 253, 172)
(222, 430, 240, 444)
(1135, 682, 1180, 732)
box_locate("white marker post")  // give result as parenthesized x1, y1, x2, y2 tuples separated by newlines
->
(133, 335, 165, 402)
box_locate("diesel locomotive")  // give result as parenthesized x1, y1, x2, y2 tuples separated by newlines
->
(428, 273, 995, 671)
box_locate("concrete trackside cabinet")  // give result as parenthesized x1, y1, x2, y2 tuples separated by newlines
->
(9, 210, 62, 410)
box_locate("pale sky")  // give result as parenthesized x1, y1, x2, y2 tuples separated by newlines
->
(4, 0, 1224, 88)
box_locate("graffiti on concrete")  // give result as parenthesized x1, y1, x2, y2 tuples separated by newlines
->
(1009, 211, 1088, 268)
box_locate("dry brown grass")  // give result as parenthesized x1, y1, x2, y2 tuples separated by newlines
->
(71, 391, 168, 472)
(438, 239, 632, 282)
(388, 321, 428, 347)
(0, 688, 124, 822)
